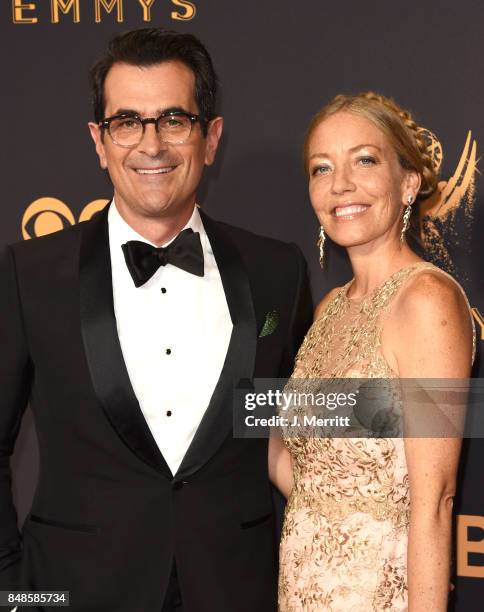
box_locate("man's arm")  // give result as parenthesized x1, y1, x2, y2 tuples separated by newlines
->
(269, 246, 312, 498)
(0, 245, 33, 590)
(278, 245, 313, 378)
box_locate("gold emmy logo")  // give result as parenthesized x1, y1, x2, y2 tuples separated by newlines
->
(418, 130, 481, 343)
(419, 130, 478, 280)
(22, 197, 109, 240)
(12, 0, 196, 23)
(457, 514, 484, 578)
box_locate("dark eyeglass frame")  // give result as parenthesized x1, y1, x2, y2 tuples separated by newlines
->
(99, 110, 201, 147)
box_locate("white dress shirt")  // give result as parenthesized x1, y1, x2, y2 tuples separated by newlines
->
(108, 200, 232, 475)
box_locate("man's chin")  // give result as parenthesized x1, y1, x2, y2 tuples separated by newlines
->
(136, 198, 193, 220)
(115, 190, 195, 220)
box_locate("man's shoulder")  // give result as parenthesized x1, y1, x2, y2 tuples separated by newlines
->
(6, 218, 86, 269)
(211, 217, 304, 264)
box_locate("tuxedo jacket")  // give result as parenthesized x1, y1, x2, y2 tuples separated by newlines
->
(0, 204, 312, 612)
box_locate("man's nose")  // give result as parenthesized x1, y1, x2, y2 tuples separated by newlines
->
(137, 123, 168, 156)
(331, 165, 356, 194)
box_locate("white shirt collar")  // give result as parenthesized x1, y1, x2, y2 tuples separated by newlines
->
(108, 197, 205, 250)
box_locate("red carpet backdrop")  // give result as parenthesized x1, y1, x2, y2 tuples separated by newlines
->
(3, 0, 484, 609)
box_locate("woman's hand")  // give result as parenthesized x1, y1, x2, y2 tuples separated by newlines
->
(268, 434, 294, 499)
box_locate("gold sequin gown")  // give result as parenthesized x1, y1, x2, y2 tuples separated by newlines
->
(278, 262, 475, 612)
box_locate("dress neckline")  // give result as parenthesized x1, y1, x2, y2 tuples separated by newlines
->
(342, 261, 431, 304)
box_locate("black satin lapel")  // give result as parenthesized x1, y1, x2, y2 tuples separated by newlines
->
(79, 203, 172, 478)
(176, 211, 257, 480)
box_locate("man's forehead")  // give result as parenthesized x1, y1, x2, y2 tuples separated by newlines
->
(103, 60, 197, 113)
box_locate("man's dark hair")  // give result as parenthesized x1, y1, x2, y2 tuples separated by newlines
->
(90, 28, 218, 135)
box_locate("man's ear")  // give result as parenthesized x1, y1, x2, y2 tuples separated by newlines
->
(204, 117, 223, 166)
(88, 122, 108, 170)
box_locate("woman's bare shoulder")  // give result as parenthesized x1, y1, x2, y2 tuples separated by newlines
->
(393, 268, 470, 323)
(385, 267, 473, 377)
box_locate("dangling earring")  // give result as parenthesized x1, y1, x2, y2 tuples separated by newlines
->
(400, 195, 413, 243)
(317, 226, 326, 268)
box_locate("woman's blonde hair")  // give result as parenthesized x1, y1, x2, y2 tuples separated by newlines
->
(303, 91, 439, 202)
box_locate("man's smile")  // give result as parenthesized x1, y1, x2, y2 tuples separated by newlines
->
(134, 165, 178, 175)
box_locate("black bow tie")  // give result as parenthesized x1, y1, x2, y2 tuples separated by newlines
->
(122, 229, 204, 288)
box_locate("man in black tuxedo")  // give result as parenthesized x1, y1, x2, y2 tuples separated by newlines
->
(0, 28, 312, 611)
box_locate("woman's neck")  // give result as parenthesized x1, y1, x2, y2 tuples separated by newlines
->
(346, 239, 421, 300)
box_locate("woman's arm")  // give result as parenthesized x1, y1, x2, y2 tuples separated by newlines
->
(268, 434, 294, 499)
(386, 271, 473, 611)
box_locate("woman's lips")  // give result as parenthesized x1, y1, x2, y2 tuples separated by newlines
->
(332, 204, 370, 219)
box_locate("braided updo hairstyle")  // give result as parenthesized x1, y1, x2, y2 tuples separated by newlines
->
(303, 92, 439, 204)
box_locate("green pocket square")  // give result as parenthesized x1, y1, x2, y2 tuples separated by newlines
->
(259, 310, 279, 337)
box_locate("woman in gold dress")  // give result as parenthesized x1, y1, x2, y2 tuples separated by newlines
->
(269, 92, 475, 611)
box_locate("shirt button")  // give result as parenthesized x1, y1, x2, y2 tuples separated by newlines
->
(161, 287, 167, 294)
(166, 348, 172, 355)
(166, 410, 172, 417)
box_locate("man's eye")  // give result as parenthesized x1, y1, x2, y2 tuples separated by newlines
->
(118, 119, 139, 130)
(160, 116, 187, 130)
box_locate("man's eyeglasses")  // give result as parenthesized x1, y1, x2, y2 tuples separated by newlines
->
(99, 110, 201, 147)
